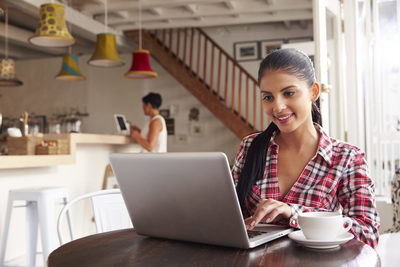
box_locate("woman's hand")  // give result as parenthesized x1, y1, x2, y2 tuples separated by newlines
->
(130, 125, 141, 133)
(130, 130, 140, 138)
(245, 198, 291, 230)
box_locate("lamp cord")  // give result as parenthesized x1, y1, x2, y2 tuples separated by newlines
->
(105, 0, 108, 33)
(139, 0, 142, 50)
(4, 6, 8, 59)
(67, 0, 72, 54)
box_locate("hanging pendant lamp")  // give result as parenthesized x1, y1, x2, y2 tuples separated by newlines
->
(87, 0, 124, 67)
(0, 59, 23, 86)
(28, 3, 75, 47)
(125, 0, 157, 79)
(87, 33, 124, 67)
(124, 49, 157, 79)
(0, 6, 23, 87)
(56, 54, 86, 81)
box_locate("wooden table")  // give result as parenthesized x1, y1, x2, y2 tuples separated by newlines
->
(48, 229, 380, 267)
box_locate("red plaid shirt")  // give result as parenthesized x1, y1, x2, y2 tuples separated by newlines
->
(232, 124, 380, 248)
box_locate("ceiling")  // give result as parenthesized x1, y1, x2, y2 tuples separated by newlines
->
(0, 0, 312, 59)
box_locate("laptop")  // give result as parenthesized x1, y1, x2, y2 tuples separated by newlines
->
(109, 152, 293, 249)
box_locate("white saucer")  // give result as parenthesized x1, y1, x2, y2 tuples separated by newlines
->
(288, 230, 354, 249)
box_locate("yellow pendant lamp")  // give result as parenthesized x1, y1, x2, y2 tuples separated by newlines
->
(0, 6, 23, 87)
(87, 0, 124, 67)
(28, 3, 75, 47)
(56, 54, 86, 81)
(87, 33, 124, 67)
(125, 0, 157, 79)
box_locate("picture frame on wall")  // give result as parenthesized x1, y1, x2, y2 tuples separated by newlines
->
(159, 109, 170, 119)
(189, 121, 204, 137)
(260, 40, 282, 59)
(287, 36, 313, 43)
(234, 41, 259, 61)
(165, 118, 175, 135)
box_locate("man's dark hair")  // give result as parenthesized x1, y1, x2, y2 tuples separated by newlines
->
(142, 92, 162, 109)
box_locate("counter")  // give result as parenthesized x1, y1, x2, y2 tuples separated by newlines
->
(0, 133, 141, 264)
(0, 133, 137, 169)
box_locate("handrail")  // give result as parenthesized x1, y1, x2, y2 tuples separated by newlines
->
(197, 28, 258, 86)
(146, 28, 265, 131)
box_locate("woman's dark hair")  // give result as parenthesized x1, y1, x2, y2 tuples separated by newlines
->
(236, 48, 321, 212)
(142, 92, 162, 109)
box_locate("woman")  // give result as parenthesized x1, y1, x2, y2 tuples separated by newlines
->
(130, 92, 167, 153)
(232, 48, 380, 248)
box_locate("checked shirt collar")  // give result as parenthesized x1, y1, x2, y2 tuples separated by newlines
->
(268, 123, 333, 165)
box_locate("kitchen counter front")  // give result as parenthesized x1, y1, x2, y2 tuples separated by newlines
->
(0, 133, 138, 169)
(0, 133, 140, 261)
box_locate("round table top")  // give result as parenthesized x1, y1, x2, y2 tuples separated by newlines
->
(48, 229, 380, 267)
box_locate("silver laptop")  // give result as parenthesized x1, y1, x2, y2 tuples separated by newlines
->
(109, 152, 293, 249)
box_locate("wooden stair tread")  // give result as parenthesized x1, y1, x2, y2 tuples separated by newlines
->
(125, 29, 259, 139)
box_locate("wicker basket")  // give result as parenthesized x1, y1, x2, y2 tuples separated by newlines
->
(54, 139, 69, 154)
(35, 145, 58, 155)
(35, 139, 69, 155)
(7, 136, 43, 155)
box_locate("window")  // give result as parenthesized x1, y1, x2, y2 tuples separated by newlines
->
(369, 0, 400, 197)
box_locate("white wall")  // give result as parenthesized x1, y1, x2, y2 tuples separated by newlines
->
(204, 22, 314, 78)
(0, 22, 313, 164)
(1, 53, 240, 163)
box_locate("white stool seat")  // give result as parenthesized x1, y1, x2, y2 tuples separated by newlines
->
(0, 187, 74, 267)
(8, 187, 69, 201)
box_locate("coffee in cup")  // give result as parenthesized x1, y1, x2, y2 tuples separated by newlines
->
(298, 212, 352, 240)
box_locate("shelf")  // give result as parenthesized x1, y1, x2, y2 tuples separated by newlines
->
(0, 133, 137, 169)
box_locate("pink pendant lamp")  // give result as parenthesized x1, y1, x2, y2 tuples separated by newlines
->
(125, 0, 157, 79)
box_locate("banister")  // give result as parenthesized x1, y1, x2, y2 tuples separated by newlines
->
(197, 28, 258, 86)
(140, 28, 262, 135)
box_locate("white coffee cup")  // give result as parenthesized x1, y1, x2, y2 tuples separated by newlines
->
(298, 212, 352, 240)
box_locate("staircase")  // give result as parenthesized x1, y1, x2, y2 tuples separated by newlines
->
(125, 28, 267, 139)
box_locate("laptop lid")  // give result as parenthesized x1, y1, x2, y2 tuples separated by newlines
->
(109, 152, 292, 249)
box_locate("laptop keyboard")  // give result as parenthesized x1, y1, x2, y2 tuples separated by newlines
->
(247, 230, 268, 239)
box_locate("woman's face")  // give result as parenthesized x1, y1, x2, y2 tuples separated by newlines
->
(142, 102, 152, 115)
(259, 69, 317, 134)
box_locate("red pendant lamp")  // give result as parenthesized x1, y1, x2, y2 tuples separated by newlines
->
(125, 49, 157, 79)
(124, 0, 157, 79)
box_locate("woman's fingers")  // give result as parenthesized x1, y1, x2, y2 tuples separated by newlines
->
(244, 217, 254, 230)
(245, 199, 291, 230)
(264, 205, 287, 223)
(250, 200, 279, 227)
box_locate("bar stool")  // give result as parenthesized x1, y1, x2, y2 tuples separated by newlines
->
(0, 187, 74, 266)
(101, 163, 119, 190)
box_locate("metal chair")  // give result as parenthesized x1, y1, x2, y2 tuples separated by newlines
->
(57, 189, 133, 245)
